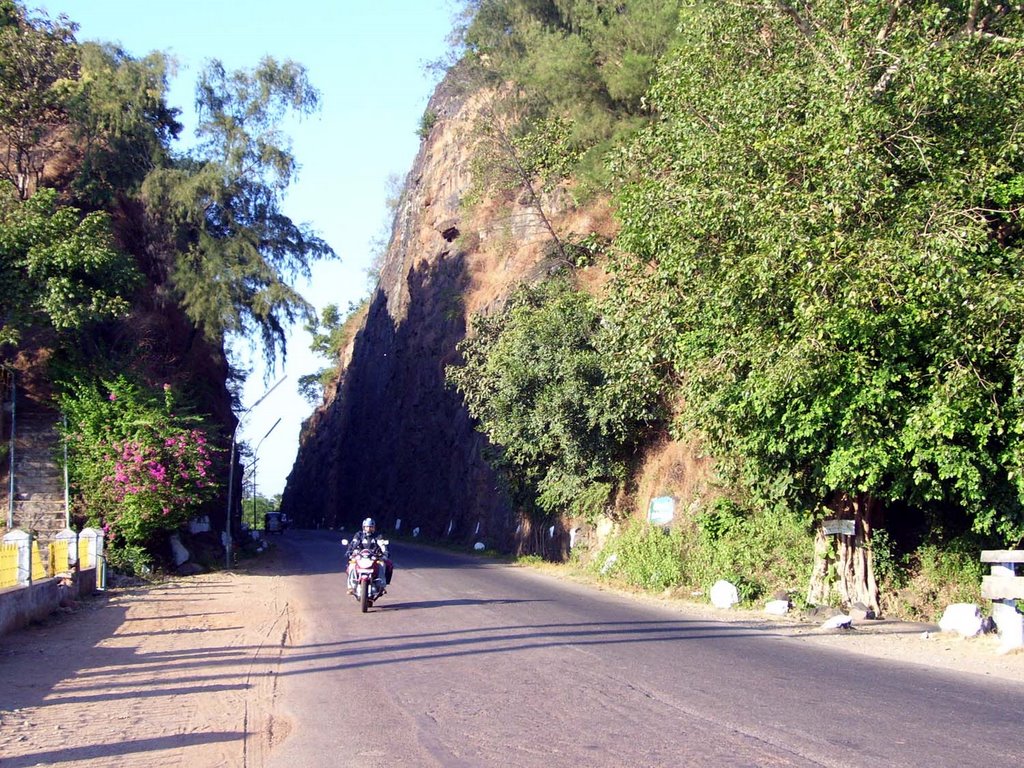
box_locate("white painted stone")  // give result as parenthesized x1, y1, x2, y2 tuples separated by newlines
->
(710, 579, 739, 609)
(600, 553, 618, 574)
(413, 527, 420, 538)
(938, 603, 983, 637)
(765, 599, 790, 615)
(821, 614, 853, 630)
(991, 601, 1024, 651)
(189, 516, 211, 534)
(474, 542, 486, 551)
(169, 534, 190, 566)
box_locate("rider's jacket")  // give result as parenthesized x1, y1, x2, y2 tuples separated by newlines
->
(346, 531, 385, 558)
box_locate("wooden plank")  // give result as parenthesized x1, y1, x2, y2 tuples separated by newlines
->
(981, 575, 1024, 601)
(981, 550, 1024, 563)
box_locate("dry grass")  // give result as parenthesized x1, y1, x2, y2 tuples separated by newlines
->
(623, 434, 716, 522)
(460, 189, 618, 319)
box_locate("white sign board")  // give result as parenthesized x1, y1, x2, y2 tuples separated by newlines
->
(648, 496, 676, 526)
(822, 519, 856, 536)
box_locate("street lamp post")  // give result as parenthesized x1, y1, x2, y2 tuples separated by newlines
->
(225, 377, 285, 569)
(251, 417, 281, 531)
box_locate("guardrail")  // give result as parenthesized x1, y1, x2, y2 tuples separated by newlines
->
(980, 550, 1024, 652)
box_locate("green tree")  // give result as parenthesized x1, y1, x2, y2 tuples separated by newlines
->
(456, 1, 685, 212)
(612, 0, 1024, 610)
(447, 277, 659, 518)
(297, 301, 367, 405)
(69, 42, 181, 205)
(0, 1, 78, 199)
(142, 57, 335, 368)
(0, 183, 139, 349)
(461, 0, 681, 120)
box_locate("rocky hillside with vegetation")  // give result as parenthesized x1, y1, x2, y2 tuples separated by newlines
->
(3, 0, 1022, 621)
(0, 0, 331, 573)
(285, 0, 1024, 620)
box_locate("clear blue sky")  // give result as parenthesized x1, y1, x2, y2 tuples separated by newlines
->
(36, 0, 458, 497)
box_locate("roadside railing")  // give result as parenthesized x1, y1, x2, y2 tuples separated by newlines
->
(0, 528, 105, 589)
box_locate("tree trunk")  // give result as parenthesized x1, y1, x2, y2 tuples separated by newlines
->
(806, 492, 881, 615)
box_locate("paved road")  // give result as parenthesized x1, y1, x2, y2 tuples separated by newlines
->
(267, 530, 1024, 768)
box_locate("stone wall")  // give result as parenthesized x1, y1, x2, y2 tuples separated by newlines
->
(0, 567, 98, 638)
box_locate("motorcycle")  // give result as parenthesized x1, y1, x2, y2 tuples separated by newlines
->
(341, 538, 389, 612)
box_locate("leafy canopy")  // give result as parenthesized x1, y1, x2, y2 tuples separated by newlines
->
(612, 0, 1024, 538)
(142, 57, 334, 369)
(456, 0, 684, 195)
(0, 1, 78, 198)
(447, 277, 660, 517)
(70, 42, 181, 205)
(0, 183, 139, 349)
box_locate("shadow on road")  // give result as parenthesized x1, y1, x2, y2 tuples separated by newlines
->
(2, 731, 242, 768)
(379, 598, 547, 611)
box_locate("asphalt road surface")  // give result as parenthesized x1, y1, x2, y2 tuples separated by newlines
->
(266, 530, 1024, 768)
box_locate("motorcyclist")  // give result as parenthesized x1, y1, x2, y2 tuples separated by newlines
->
(344, 518, 393, 592)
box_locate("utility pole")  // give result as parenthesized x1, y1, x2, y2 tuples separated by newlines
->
(225, 377, 285, 569)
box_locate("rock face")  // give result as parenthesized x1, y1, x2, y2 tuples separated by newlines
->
(282, 73, 523, 547)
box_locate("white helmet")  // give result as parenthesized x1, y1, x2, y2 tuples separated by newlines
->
(362, 518, 376, 534)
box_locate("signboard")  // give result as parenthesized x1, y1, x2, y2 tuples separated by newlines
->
(822, 518, 856, 536)
(648, 496, 676, 526)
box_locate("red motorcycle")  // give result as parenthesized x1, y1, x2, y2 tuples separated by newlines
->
(342, 539, 389, 612)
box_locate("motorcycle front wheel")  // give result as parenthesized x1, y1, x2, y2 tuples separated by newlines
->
(359, 582, 369, 613)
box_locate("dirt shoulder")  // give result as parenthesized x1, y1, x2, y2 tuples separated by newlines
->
(1, 548, 1022, 768)
(0, 548, 296, 768)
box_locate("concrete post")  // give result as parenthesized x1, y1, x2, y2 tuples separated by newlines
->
(991, 561, 1023, 652)
(2, 529, 30, 585)
(79, 527, 105, 589)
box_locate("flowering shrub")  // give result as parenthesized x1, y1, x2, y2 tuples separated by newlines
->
(58, 374, 220, 571)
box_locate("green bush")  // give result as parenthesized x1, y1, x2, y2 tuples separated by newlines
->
(592, 500, 813, 602)
(447, 278, 660, 524)
(59, 373, 219, 568)
(681, 503, 813, 603)
(105, 541, 153, 577)
(891, 535, 987, 620)
(417, 109, 438, 139)
(598, 521, 684, 591)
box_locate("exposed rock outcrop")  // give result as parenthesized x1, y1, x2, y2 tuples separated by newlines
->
(282, 71, 593, 552)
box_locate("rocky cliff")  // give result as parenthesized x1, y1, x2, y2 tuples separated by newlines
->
(281, 71, 617, 553)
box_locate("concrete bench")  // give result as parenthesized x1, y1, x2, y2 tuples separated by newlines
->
(980, 550, 1024, 651)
